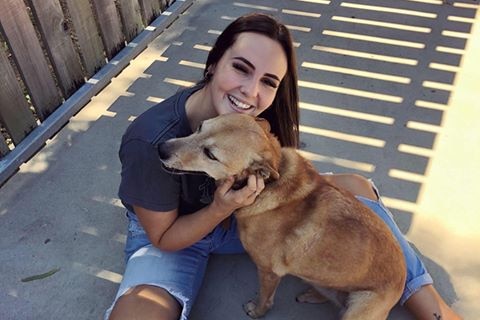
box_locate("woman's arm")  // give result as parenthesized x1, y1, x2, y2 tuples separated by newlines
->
(135, 175, 264, 252)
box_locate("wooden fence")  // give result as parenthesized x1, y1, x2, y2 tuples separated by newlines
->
(0, 0, 190, 185)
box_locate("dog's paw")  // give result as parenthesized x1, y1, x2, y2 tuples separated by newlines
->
(243, 300, 263, 319)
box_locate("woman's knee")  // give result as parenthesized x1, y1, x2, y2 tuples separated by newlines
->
(328, 173, 378, 201)
(109, 285, 181, 320)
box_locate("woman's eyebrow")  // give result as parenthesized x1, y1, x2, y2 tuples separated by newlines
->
(233, 56, 281, 81)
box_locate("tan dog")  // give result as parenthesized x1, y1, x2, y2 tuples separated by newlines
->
(158, 113, 406, 319)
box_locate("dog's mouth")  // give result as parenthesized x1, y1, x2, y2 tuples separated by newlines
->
(160, 163, 208, 177)
(161, 162, 249, 189)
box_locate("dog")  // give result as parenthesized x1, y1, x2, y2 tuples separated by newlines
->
(158, 113, 406, 319)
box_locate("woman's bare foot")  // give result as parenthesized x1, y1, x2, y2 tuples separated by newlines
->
(295, 287, 328, 304)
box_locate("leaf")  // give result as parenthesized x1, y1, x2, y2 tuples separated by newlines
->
(21, 268, 61, 282)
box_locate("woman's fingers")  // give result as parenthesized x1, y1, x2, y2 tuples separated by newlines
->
(217, 176, 235, 195)
(244, 175, 265, 200)
(246, 174, 258, 195)
(215, 175, 265, 212)
(256, 175, 265, 195)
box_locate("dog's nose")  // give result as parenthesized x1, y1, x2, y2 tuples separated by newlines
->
(157, 142, 171, 160)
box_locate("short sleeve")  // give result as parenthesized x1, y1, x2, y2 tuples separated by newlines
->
(118, 139, 180, 212)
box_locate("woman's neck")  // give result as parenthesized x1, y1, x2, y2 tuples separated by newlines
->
(185, 86, 217, 132)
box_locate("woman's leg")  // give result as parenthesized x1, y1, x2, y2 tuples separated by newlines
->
(109, 284, 181, 320)
(105, 241, 211, 320)
(322, 173, 378, 201)
(106, 210, 214, 320)
(405, 284, 462, 320)
(325, 173, 462, 320)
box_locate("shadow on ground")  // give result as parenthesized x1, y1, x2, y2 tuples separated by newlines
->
(1, 0, 478, 319)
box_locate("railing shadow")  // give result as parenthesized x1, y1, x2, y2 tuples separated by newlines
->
(0, 0, 477, 319)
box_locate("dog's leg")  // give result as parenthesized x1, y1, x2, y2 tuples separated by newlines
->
(341, 290, 394, 320)
(244, 269, 281, 318)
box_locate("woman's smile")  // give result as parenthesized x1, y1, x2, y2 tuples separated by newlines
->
(227, 94, 254, 112)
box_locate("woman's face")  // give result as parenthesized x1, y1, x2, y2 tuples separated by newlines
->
(207, 32, 288, 117)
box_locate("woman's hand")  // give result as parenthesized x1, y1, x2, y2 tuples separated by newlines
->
(211, 174, 265, 216)
(135, 175, 264, 252)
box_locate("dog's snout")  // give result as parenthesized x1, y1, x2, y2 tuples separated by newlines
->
(157, 142, 171, 160)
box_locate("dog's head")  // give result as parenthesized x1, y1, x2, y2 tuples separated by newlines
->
(158, 113, 281, 183)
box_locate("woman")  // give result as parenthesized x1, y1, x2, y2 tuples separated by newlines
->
(106, 13, 461, 320)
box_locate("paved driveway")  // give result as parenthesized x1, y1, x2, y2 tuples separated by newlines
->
(1, 0, 479, 319)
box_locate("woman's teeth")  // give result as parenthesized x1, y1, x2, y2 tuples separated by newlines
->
(229, 95, 251, 110)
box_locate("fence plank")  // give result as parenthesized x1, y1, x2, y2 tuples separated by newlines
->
(91, 0, 125, 60)
(0, 135, 9, 157)
(0, 44, 37, 145)
(64, 0, 105, 77)
(29, 0, 85, 97)
(0, 0, 62, 120)
(117, 0, 144, 43)
(0, 0, 193, 185)
(139, 0, 162, 25)
(157, 0, 168, 12)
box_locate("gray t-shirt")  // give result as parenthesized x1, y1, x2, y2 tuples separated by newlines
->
(118, 85, 216, 215)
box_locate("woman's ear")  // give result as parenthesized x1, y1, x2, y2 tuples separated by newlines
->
(207, 64, 216, 76)
(255, 117, 271, 133)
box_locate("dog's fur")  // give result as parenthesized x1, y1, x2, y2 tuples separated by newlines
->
(158, 113, 406, 319)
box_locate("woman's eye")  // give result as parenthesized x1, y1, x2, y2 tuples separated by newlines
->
(233, 63, 248, 74)
(262, 78, 278, 89)
(203, 148, 218, 161)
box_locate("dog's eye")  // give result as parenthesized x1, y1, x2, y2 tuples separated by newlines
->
(203, 148, 218, 161)
(196, 122, 203, 133)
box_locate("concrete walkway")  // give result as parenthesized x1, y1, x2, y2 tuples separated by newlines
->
(1, 0, 479, 319)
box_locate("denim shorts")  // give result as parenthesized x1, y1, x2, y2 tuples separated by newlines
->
(105, 182, 432, 319)
(355, 193, 433, 304)
(104, 211, 245, 320)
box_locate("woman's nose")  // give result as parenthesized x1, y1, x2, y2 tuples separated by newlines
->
(241, 79, 259, 98)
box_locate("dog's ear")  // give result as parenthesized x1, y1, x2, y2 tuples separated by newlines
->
(251, 161, 280, 181)
(255, 117, 271, 133)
